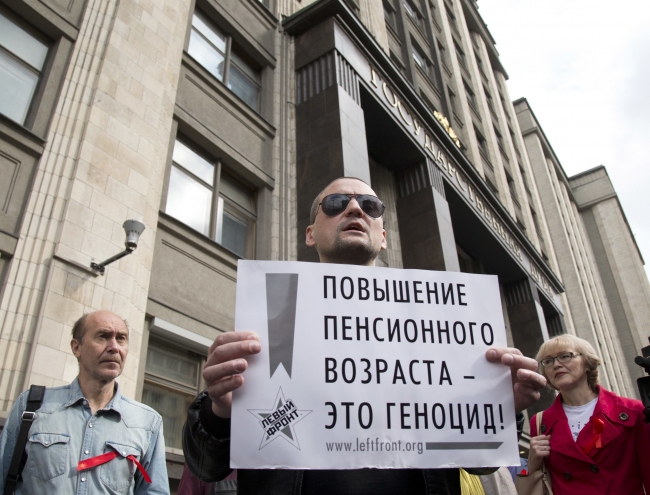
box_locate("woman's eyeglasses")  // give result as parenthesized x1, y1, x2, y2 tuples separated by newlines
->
(540, 352, 582, 368)
(315, 194, 386, 221)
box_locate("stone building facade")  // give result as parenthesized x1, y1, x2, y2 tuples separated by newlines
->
(516, 98, 650, 398)
(0, 0, 648, 487)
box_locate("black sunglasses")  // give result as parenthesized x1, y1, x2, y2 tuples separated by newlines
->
(314, 194, 386, 222)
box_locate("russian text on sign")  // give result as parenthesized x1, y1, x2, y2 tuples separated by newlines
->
(231, 261, 519, 469)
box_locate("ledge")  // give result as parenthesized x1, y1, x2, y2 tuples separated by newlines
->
(182, 54, 277, 138)
(150, 316, 214, 354)
(202, 0, 277, 66)
(242, 0, 278, 28)
(53, 243, 100, 277)
(0, 229, 18, 256)
(157, 212, 240, 273)
(0, 115, 46, 156)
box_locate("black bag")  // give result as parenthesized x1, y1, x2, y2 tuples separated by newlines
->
(3, 385, 45, 495)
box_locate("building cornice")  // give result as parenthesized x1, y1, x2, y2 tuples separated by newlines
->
(516, 99, 645, 266)
(568, 166, 645, 264)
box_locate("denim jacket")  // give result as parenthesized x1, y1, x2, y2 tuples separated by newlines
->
(0, 378, 169, 495)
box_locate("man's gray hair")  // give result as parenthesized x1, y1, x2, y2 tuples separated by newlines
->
(309, 177, 372, 224)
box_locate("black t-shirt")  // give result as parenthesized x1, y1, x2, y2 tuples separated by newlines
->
(301, 469, 426, 494)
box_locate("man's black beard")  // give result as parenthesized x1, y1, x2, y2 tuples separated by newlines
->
(322, 237, 380, 266)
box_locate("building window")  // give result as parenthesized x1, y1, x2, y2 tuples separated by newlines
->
(475, 126, 491, 161)
(447, 86, 457, 115)
(454, 40, 467, 72)
(217, 172, 256, 257)
(390, 49, 405, 73)
(0, 11, 48, 125)
(510, 175, 526, 233)
(404, 0, 425, 31)
(501, 94, 511, 123)
(495, 128, 509, 163)
(429, 1, 442, 30)
(506, 172, 520, 204)
(475, 126, 497, 194)
(412, 43, 432, 79)
(530, 207, 547, 255)
(141, 338, 205, 450)
(437, 40, 449, 69)
(166, 138, 256, 258)
(475, 50, 487, 79)
(464, 81, 477, 111)
(483, 163, 499, 195)
(519, 163, 531, 193)
(188, 11, 261, 111)
(384, 1, 398, 32)
(494, 129, 503, 149)
(420, 90, 436, 113)
(445, 0, 458, 32)
(484, 85, 498, 120)
(509, 129, 521, 158)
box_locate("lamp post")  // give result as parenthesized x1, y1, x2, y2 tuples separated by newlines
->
(90, 220, 145, 275)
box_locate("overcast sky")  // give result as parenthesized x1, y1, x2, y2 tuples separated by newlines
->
(477, 0, 650, 277)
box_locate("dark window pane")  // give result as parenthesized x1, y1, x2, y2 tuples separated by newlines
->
(220, 207, 248, 257)
(384, 3, 396, 30)
(145, 339, 199, 388)
(465, 83, 476, 109)
(230, 51, 260, 84)
(412, 45, 429, 76)
(219, 172, 255, 213)
(228, 63, 260, 110)
(404, 0, 424, 29)
(141, 382, 194, 450)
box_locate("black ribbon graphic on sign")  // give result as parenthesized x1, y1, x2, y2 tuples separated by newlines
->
(266, 273, 299, 378)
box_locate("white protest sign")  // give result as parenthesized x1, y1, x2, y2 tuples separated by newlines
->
(230, 261, 520, 469)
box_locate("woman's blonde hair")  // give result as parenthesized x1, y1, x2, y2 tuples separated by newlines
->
(536, 334, 601, 393)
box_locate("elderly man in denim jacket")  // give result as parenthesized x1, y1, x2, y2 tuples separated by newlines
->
(0, 310, 169, 495)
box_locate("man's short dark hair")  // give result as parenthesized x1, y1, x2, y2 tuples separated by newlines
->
(71, 312, 128, 343)
(309, 177, 372, 224)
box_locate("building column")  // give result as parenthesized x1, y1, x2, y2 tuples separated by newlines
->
(0, 0, 193, 407)
(395, 159, 460, 271)
(504, 277, 555, 416)
(294, 42, 371, 261)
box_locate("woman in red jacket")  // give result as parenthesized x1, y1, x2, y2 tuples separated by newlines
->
(528, 334, 649, 494)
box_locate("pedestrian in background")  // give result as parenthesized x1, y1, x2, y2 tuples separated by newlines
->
(527, 334, 650, 494)
(0, 310, 169, 494)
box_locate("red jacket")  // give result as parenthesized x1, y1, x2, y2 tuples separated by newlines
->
(531, 387, 650, 495)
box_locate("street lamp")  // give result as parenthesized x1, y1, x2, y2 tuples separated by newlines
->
(90, 220, 145, 275)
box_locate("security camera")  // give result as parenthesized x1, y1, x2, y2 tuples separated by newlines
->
(123, 219, 145, 250)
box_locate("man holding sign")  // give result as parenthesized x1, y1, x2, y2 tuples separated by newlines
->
(183, 177, 546, 494)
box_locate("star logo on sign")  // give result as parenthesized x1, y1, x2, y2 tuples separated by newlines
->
(248, 388, 312, 450)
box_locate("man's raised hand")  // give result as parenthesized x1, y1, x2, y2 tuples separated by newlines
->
(486, 347, 547, 414)
(203, 332, 261, 418)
